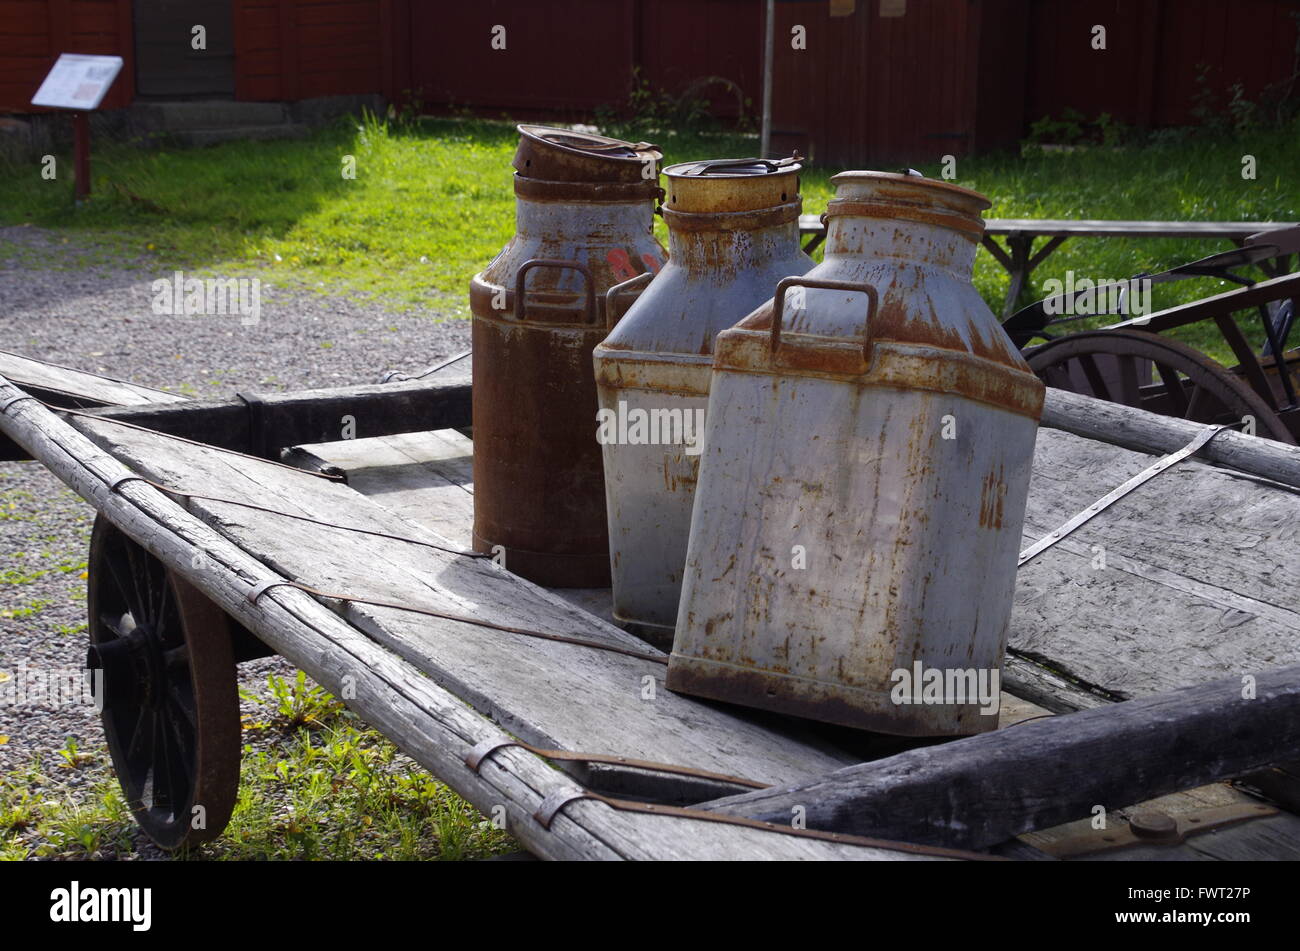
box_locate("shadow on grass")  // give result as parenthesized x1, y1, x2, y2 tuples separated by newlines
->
(3, 119, 364, 264)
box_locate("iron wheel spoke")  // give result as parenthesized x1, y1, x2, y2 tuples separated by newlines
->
(1115, 354, 1143, 406)
(103, 543, 143, 628)
(1076, 354, 1111, 401)
(1155, 362, 1189, 416)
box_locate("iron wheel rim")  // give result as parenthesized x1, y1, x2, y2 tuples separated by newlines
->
(1025, 330, 1297, 445)
(87, 516, 241, 850)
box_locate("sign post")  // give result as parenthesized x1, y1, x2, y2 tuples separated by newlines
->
(31, 53, 124, 203)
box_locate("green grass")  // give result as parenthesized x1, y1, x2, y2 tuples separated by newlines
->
(3, 112, 1297, 359)
(0, 672, 517, 861)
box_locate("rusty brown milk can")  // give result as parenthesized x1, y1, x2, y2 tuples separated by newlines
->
(593, 157, 813, 642)
(470, 126, 665, 587)
(668, 171, 1045, 736)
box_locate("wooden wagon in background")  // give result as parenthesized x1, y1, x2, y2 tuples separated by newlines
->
(806, 216, 1300, 446)
(2, 347, 1299, 860)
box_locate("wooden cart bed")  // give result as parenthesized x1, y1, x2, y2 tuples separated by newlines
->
(3, 361, 1300, 860)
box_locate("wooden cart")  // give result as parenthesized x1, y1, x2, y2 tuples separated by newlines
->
(2, 348, 1299, 860)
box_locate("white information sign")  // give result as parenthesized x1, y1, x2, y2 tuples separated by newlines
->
(31, 54, 124, 110)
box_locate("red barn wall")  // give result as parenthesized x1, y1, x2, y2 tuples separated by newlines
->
(403, 0, 637, 114)
(1026, 0, 1300, 129)
(0, 0, 135, 112)
(233, 0, 388, 102)
(395, 0, 762, 120)
(768, 0, 1030, 165)
(3, 0, 1299, 168)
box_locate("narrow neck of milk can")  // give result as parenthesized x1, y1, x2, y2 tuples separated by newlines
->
(665, 210, 803, 271)
(661, 161, 804, 274)
(824, 207, 980, 276)
(514, 195, 656, 242)
(823, 173, 990, 277)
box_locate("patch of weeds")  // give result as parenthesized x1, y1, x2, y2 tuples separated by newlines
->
(0, 567, 50, 584)
(1, 598, 53, 620)
(2, 679, 518, 861)
(0, 756, 136, 860)
(215, 721, 513, 861)
(265, 670, 342, 730)
(55, 737, 95, 770)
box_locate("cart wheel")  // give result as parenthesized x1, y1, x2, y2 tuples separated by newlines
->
(1025, 330, 1296, 445)
(86, 515, 241, 850)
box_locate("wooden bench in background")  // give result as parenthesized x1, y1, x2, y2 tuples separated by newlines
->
(798, 216, 1297, 317)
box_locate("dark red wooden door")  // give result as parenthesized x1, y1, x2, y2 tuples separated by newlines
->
(134, 0, 234, 98)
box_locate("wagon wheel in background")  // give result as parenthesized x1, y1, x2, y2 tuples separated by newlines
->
(86, 515, 241, 850)
(1024, 330, 1296, 445)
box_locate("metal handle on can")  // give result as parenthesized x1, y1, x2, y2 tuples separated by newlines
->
(604, 271, 654, 329)
(514, 259, 598, 325)
(770, 277, 880, 361)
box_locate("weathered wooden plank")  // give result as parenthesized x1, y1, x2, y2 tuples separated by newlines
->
(301, 430, 618, 626)
(1106, 271, 1300, 333)
(0, 350, 185, 460)
(700, 663, 1300, 851)
(1001, 652, 1111, 714)
(1012, 413, 1300, 824)
(1001, 697, 1300, 861)
(797, 216, 1293, 240)
(0, 375, 945, 861)
(81, 372, 472, 458)
(1013, 427, 1300, 701)
(0, 349, 184, 407)
(1022, 781, 1300, 861)
(1042, 387, 1300, 489)
(304, 431, 475, 547)
(1238, 759, 1300, 814)
(61, 407, 865, 806)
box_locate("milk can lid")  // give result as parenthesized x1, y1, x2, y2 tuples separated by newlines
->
(829, 170, 992, 210)
(514, 125, 661, 183)
(664, 156, 802, 178)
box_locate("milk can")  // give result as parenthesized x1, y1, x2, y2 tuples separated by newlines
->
(471, 126, 666, 587)
(668, 171, 1045, 736)
(593, 157, 813, 641)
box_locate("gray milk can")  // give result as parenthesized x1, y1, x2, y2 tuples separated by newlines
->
(668, 171, 1045, 736)
(593, 157, 813, 641)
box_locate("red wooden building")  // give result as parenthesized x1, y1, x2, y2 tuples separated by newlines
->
(3, 0, 1298, 163)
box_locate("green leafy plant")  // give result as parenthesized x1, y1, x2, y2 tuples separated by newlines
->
(595, 66, 737, 140)
(1026, 107, 1087, 145)
(55, 736, 94, 769)
(266, 670, 342, 730)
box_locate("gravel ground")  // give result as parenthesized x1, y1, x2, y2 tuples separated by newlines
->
(0, 223, 470, 787)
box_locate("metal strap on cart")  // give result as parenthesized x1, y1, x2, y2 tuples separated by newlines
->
(1018, 422, 1231, 568)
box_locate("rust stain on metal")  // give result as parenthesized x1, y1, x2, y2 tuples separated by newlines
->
(471, 125, 665, 587)
(594, 156, 813, 633)
(979, 466, 1007, 530)
(669, 169, 1044, 736)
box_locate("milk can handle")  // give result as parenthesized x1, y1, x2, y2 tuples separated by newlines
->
(770, 277, 880, 360)
(604, 271, 654, 329)
(515, 259, 598, 325)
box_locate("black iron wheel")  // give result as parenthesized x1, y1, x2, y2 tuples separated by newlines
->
(1025, 330, 1296, 444)
(86, 515, 241, 850)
